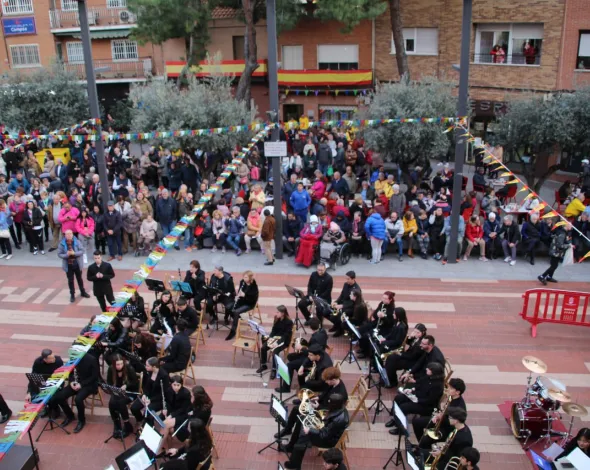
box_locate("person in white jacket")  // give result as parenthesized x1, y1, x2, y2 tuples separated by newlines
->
(137, 213, 158, 255)
(384, 211, 405, 261)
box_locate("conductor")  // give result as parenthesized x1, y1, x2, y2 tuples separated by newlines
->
(86, 251, 115, 312)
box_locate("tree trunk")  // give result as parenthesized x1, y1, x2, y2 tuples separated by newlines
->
(533, 163, 563, 194)
(235, 0, 259, 109)
(178, 35, 193, 87)
(388, 0, 409, 80)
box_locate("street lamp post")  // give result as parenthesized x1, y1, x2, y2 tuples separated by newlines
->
(447, 0, 472, 263)
(77, 0, 110, 211)
(266, 0, 283, 259)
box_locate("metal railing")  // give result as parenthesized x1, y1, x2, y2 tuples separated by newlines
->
(472, 53, 541, 66)
(62, 58, 152, 81)
(49, 6, 136, 30)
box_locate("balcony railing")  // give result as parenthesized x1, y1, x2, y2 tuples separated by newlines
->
(62, 58, 152, 81)
(49, 7, 136, 30)
(472, 53, 541, 66)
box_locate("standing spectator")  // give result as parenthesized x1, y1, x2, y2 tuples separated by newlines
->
(442, 212, 465, 264)
(500, 215, 521, 266)
(22, 199, 45, 255)
(104, 200, 123, 261)
(75, 207, 95, 264)
(47, 194, 62, 252)
(138, 212, 158, 254)
(39, 190, 50, 243)
(261, 208, 276, 265)
(135, 191, 153, 220)
(122, 204, 141, 255)
(7, 171, 30, 195)
(538, 223, 573, 285)
(416, 209, 430, 259)
(86, 251, 115, 312)
(521, 212, 543, 265)
(364, 210, 386, 264)
(91, 205, 106, 255)
(58, 230, 90, 303)
(249, 184, 266, 211)
(342, 166, 358, 195)
(58, 200, 80, 236)
(330, 172, 349, 200)
(0, 200, 13, 260)
(290, 182, 311, 225)
(156, 189, 179, 251)
(350, 210, 366, 258)
(8, 193, 25, 248)
(317, 137, 332, 176)
(429, 207, 446, 260)
(245, 208, 263, 253)
(179, 194, 196, 251)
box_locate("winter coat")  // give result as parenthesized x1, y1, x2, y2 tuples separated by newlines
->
(331, 177, 349, 197)
(416, 217, 430, 236)
(521, 221, 542, 241)
(290, 189, 311, 212)
(499, 223, 521, 244)
(465, 223, 484, 242)
(317, 143, 332, 165)
(403, 218, 418, 235)
(58, 206, 80, 233)
(57, 236, 84, 272)
(389, 193, 407, 216)
(483, 219, 501, 242)
(225, 216, 245, 236)
(74, 216, 95, 237)
(385, 218, 404, 239)
(156, 197, 177, 225)
(122, 208, 142, 233)
(261, 215, 275, 242)
(283, 218, 303, 238)
(364, 213, 386, 240)
(549, 228, 571, 258)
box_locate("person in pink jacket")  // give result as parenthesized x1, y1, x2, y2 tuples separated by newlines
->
(464, 215, 488, 262)
(74, 206, 95, 264)
(58, 201, 80, 235)
(310, 170, 326, 200)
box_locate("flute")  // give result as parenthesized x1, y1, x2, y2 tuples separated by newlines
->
(171, 410, 193, 437)
(161, 379, 167, 415)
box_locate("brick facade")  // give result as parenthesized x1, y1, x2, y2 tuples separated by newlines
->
(557, 0, 590, 90)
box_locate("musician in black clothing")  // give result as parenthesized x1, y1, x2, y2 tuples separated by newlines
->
(120, 291, 147, 326)
(163, 375, 192, 422)
(428, 408, 473, 470)
(163, 418, 213, 470)
(256, 305, 293, 379)
(160, 319, 192, 374)
(278, 367, 348, 441)
(164, 385, 214, 444)
(131, 357, 170, 423)
(150, 290, 177, 336)
(130, 333, 158, 373)
(298, 262, 333, 323)
(176, 297, 199, 335)
(100, 317, 130, 364)
(183, 260, 207, 307)
(357, 292, 396, 358)
(376, 307, 408, 358)
(387, 362, 445, 435)
(205, 265, 235, 324)
(50, 353, 100, 433)
(226, 270, 259, 341)
(551, 428, 590, 466)
(330, 271, 361, 337)
(413, 377, 467, 443)
(384, 323, 427, 386)
(399, 334, 445, 383)
(106, 353, 139, 437)
(283, 393, 349, 470)
(26, 349, 64, 403)
(322, 448, 348, 470)
(460, 447, 481, 470)
(297, 344, 334, 391)
(86, 251, 115, 312)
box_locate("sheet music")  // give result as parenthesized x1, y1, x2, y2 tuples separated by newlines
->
(124, 448, 152, 470)
(394, 402, 406, 430)
(406, 450, 419, 470)
(139, 423, 162, 455)
(543, 443, 564, 460)
(272, 396, 287, 422)
(561, 447, 590, 469)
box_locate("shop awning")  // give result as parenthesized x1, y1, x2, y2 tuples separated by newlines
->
(65, 30, 131, 39)
(319, 105, 358, 111)
(278, 70, 372, 87)
(166, 60, 267, 78)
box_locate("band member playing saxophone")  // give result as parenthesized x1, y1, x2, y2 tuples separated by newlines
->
(106, 353, 139, 438)
(256, 305, 293, 379)
(384, 323, 427, 387)
(130, 357, 170, 425)
(330, 271, 361, 337)
(150, 290, 177, 336)
(226, 270, 259, 341)
(387, 362, 445, 436)
(162, 385, 213, 444)
(282, 393, 349, 470)
(298, 262, 333, 324)
(357, 292, 396, 358)
(376, 307, 409, 358)
(205, 265, 235, 324)
(422, 408, 473, 469)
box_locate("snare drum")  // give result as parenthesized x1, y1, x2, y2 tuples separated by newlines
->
(529, 376, 566, 411)
(510, 402, 549, 439)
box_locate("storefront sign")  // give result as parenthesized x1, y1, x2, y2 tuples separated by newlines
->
(469, 100, 506, 117)
(2, 17, 36, 36)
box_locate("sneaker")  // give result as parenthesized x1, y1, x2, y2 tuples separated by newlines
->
(504, 256, 511, 263)
(324, 262, 330, 269)
(479, 257, 488, 262)
(236, 249, 242, 256)
(462, 256, 467, 261)
(34, 250, 38, 255)
(510, 260, 516, 266)
(398, 255, 403, 262)
(222, 247, 226, 253)
(211, 247, 217, 253)
(0, 254, 6, 259)
(41, 250, 45, 255)
(538, 275, 547, 286)
(185, 247, 193, 252)
(245, 249, 251, 254)
(6, 254, 12, 260)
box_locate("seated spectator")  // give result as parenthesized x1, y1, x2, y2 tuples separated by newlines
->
(194, 209, 213, 250)
(481, 188, 500, 213)
(374, 172, 389, 195)
(442, 212, 464, 264)
(464, 215, 488, 262)
(384, 211, 404, 261)
(331, 199, 349, 218)
(573, 212, 590, 261)
(359, 180, 375, 203)
(245, 208, 263, 253)
(350, 211, 366, 258)
(521, 212, 543, 265)
(429, 207, 446, 260)
(333, 210, 351, 234)
(564, 192, 586, 218)
(473, 167, 486, 189)
(295, 214, 323, 267)
(349, 194, 367, 220)
(211, 209, 226, 253)
(320, 222, 346, 267)
(330, 172, 349, 199)
(483, 212, 501, 260)
(416, 209, 430, 259)
(499, 215, 521, 266)
(138, 213, 158, 254)
(402, 211, 418, 259)
(224, 206, 245, 256)
(283, 212, 303, 257)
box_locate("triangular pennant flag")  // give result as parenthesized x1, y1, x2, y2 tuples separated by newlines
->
(335, 90, 339, 96)
(530, 202, 547, 213)
(304, 90, 309, 96)
(578, 251, 590, 263)
(285, 90, 289, 96)
(499, 172, 512, 177)
(504, 179, 519, 184)
(552, 221, 568, 230)
(517, 186, 530, 193)
(542, 211, 558, 219)
(523, 192, 536, 201)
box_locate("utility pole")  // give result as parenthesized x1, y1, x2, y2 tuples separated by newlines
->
(266, 0, 283, 259)
(447, 0, 472, 263)
(77, 0, 110, 211)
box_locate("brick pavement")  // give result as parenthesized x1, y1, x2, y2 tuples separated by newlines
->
(0, 267, 589, 470)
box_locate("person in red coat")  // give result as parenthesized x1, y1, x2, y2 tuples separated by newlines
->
(464, 215, 488, 261)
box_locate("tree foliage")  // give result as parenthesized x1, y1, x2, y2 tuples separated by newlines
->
(362, 78, 457, 170)
(0, 66, 89, 132)
(128, 76, 253, 151)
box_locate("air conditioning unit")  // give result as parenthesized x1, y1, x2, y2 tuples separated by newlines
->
(119, 10, 133, 23)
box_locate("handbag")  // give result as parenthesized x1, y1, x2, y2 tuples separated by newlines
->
(327, 166, 334, 177)
(239, 177, 249, 185)
(194, 226, 204, 236)
(563, 246, 574, 266)
(0, 229, 10, 238)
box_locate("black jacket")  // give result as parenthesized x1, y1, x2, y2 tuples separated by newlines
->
(429, 215, 445, 238)
(308, 408, 349, 448)
(142, 369, 170, 406)
(438, 426, 473, 469)
(74, 353, 100, 391)
(317, 380, 348, 409)
(28, 355, 64, 394)
(499, 223, 521, 244)
(382, 322, 408, 351)
(269, 317, 294, 346)
(409, 346, 445, 378)
(105, 325, 130, 351)
(400, 337, 424, 363)
(235, 280, 259, 310)
(161, 331, 191, 369)
(150, 299, 177, 335)
(184, 269, 206, 300)
(22, 207, 44, 228)
(302, 351, 334, 391)
(165, 386, 192, 418)
(106, 364, 139, 392)
(310, 329, 328, 350)
(178, 306, 199, 331)
(370, 302, 395, 334)
(413, 375, 445, 411)
(307, 271, 334, 303)
(209, 272, 235, 300)
(103, 210, 122, 234)
(86, 261, 115, 295)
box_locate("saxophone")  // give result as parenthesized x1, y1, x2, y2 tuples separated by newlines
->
(424, 428, 458, 470)
(305, 361, 317, 382)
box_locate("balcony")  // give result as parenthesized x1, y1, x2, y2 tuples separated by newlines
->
(277, 69, 373, 87)
(472, 53, 541, 66)
(49, 7, 136, 32)
(165, 60, 268, 78)
(62, 58, 152, 82)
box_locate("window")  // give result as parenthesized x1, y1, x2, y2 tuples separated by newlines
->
(66, 42, 84, 63)
(317, 44, 358, 70)
(232, 36, 245, 61)
(2, 0, 33, 15)
(10, 44, 40, 68)
(107, 0, 127, 7)
(474, 23, 543, 65)
(320, 106, 357, 121)
(61, 0, 77, 11)
(282, 45, 303, 70)
(111, 40, 138, 61)
(391, 28, 438, 55)
(577, 32, 590, 70)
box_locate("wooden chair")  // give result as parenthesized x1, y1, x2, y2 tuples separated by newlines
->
(247, 303, 263, 324)
(207, 416, 220, 459)
(177, 346, 197, 383)
(70, 388, 104, 417)
(444, 359, 454, 385)
(346, 377, 371, 430)
(231, 318, 260, 366)
(190, 304, 206, 354)
(284, 323, 297, 358)
(316, 429, 350, 468)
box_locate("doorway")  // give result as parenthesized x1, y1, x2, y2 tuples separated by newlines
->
(283, 104, 303, 122)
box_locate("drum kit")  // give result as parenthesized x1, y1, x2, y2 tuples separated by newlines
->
(510, 355, 588, 449)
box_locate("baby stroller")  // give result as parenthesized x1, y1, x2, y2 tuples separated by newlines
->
(135, 229, 159, 257)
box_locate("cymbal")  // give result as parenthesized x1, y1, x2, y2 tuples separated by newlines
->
(548, 388, 572, 403)
(563, 403, 588, 417)
(522, 355, 548, 374)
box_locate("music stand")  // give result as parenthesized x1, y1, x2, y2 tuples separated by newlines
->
(243, 320, 269, 381)
(100, 382, 137, 450)
(258, 394, 289, 456)
(169, 280, 192, 296)
(405, 437, 422, 470)
(368, 350, 391, 424)
(115, 440, 157, 470)
(145, 279, 166, 300)
(285, 284, 307, 333)
(341, 315, 361, 370)
(28, 373, 71, 442)
(383, 402, 408, 470)
(311, 296, 332, 327)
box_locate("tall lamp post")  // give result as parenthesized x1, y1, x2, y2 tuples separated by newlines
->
(266, 0, 283, 259)
(76, 0, 111, 211)
(447, 0, 472, 263)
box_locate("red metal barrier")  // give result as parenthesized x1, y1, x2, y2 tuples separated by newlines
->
(520, 288, 590, 337)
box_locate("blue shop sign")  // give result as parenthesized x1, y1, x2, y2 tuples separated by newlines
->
(2, 17, 36, 36)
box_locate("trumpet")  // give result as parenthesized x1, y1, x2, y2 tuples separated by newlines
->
(424, 429, 457, 470)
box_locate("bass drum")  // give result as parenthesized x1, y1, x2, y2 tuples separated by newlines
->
(510, 402, 549, 439)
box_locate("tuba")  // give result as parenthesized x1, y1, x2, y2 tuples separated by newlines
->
(444, 457, 463, 470)
(297, 389, 318, 414)
(424, 428, 457, 470)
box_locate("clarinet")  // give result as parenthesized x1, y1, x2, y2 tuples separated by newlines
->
(233, 281, 243, 310)
(161, 379, 167, 415)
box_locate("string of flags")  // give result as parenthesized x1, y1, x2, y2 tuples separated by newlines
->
(284, 88, 371, 97)
(454, 122, 590, 263)
(0, 125, 271, 463)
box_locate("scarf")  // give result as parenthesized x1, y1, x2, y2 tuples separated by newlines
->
(66, 238, 76, 265)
